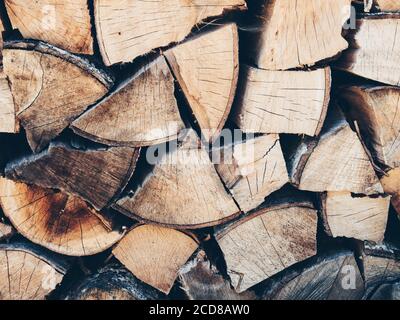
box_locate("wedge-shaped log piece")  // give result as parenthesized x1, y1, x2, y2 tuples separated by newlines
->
(260, 251, 364, 300)
(0, 70, 18, 133)
(213, 134, 289, 212)
(179, 250, 256, 300)
(94, 0, 246, 65)
(287, 104, 383, 194)
(0, 242, 68, 300)
(5, 0, 93, 54)
(114, 131, 239, 228)
(72, 56, 185, 147)
(321, 192, 390, 243)
(0, 178, 125, 256)
(0, 221, 13, 241)
(216, 195, 318, 293)
(113, 225, 198, 294)
(5, 142, 139, 210)
(164, 24, 239, 142)
(3, 41, 113, 152)
(341, 86, 400, 169)
(65, 264, 165, 300)
(233, 66, 330, 136)
(336, 15, 400, 85)
(246, 0, 351, 70)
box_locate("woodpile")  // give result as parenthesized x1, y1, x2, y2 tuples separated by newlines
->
(0, 0, 399, 301)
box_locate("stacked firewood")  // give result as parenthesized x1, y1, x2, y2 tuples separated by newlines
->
(0, 0, 399, 300)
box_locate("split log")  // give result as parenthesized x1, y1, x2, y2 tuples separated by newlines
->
(65, 264, 165, 300)
(260, 251, 364, 300)
(212, 134, 289, 213)
(233, 66, 331, 136)
(336, 15, 400, 86)
(94, 0, 246, 66)
(112, 224, 198, 294)
(0, 69, 18, 133)
(4, 0, 93, 54)
(0, 242, 68, 300)
(215, 193, 318, 293)
(5, 142, 139, 210)
(286, 103, 383, 194)
(113, 130, 240, 229)
(380, 168, 400, 215)
(0, 221, 13, 241)
(178, 250, 256, 300)
(0, 178, 125, 256)
(361, 242, 400, 298)
(320, 192, 390, 243)
(72, 56, 185, 147)
(3, 40, 113, 152)
(245, 0, 352, 70)
(164, 24, 239, 142)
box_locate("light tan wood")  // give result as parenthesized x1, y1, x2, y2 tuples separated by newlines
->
(0, 243, 66, 300)
(321, 192, 390, 243)
(337, 16, 400, 85)
(213, 134, 289, 213)
(287, 104, 383, 194)
(0, 69, 18, 133)
(247, 0, 352, 70)
(72, 56, 185, 147)
(375, 0, 400, 11)
(0, 16, 4, 64)
(381, 167, 400, 216)
(112, 225, 198, 294)
(0, 178, 124, 256)
(217, 202, 318, 293)
(5, 142, 139, 210)
(234, 66, 330, 136)
(3, 41, 112, 152)
(0, 222, 13, 241)
(113, 130, 239, 229)
(164, 24, 239, 142)
(94, 0, 246, 65)
(5, 0, 93, 54)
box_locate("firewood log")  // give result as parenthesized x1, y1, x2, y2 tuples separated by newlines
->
(65, 264, 165, 300)
(366, 0, 400, 11)
(72, 56, 185, 147)
(5, 142, 139, 210)
(320, 192, 390, 243)
(260, 251, 364, 300)
(286, 103, 383, 194)
(336, 14, 400, 86)
(0, 220, 13, 241)
(3, 40, 113, 152)
(0, 178, 126, 256)
(212, 134, 289, 213)
(112, 224, 198, 294)
(0, 69, 17, 133)
(94, 0, 246, 66)
(233, 66, 331, 136)
(164, 24, 239, 142)
(215, 191, 318, 293)
(0, 241, 69, 300)
(4, 0, 93, 54)
(245, 0, 352, 70)
(113, 130, 240, 229)
(178, 250, 256, 300)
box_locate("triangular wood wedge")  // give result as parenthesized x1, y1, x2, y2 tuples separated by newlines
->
(5, 142, 139, 210)
(94, 0, 246, 65)
(3, 40, 113, 152)
(213, 134, 289, 212)
(112, 224, 198, 294)
(320, 191, 390, 243)
(216, 192, 318, 293)
(287, 104, 383, 194)
(72, 56, 185, 147)
(164, 24, 239, 142)
(336, 15, 400, 85)
(113, 130, 240, 229)
(245, 0, 352, 70)
(0, 178, 125, 256)
(0, 242, 68, 300)
(5, 0, 93, 54)
(233, 66, 331, 136)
